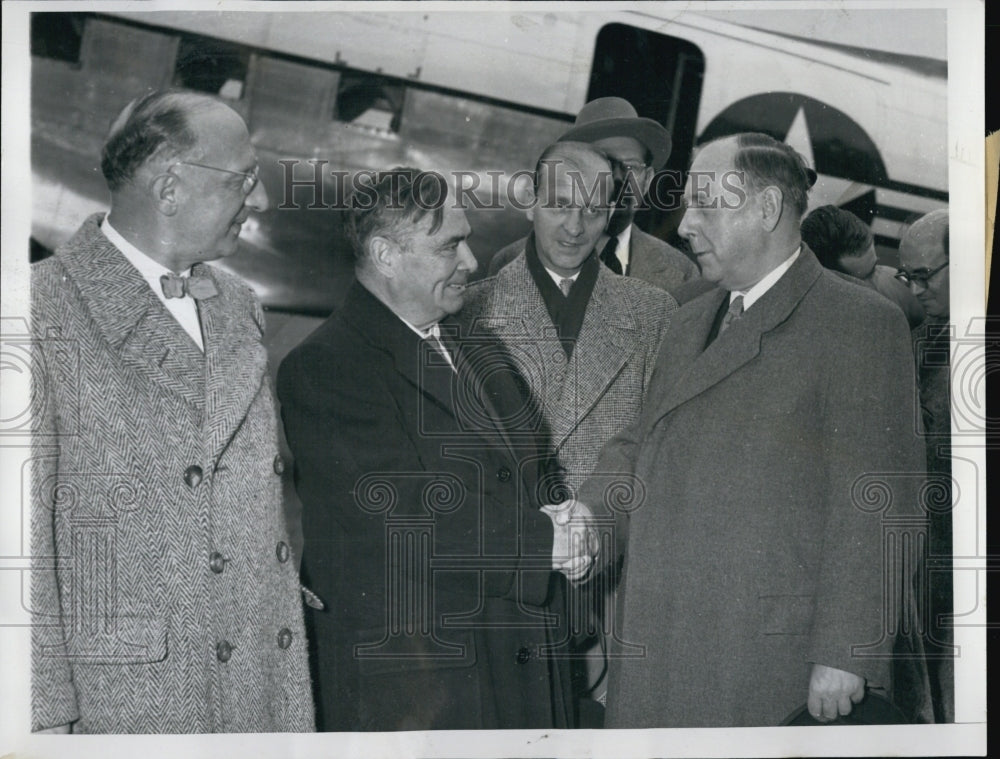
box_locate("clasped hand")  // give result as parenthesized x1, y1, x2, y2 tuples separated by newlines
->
(541, 499, 601, 582)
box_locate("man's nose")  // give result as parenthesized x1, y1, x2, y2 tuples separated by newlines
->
(563, 209, 584, 235)
(908, 279, 927, 295)
(457, 241, 478, 275)
(246, 178, 270, 213)
(677, 211, 693, 239)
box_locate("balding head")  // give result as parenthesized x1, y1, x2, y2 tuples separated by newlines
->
(528, 141, 613, 277)
(101, 91, 222, 192)
(899, 209, 949, 318)
(102, 90, 268, 272)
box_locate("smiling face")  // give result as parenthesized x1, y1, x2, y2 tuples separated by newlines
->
(388, 201, 476, 328)
(528, 145, 612, 277)
(170, 103, 269, 266)
(677, 138, 769, 291)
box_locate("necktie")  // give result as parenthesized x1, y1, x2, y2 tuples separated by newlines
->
(558, 277, 574, 297)
(424, 325, 456, 372)
(160, 272, 218, 300)
(598, 234, 623, 275)
(718, 294, 744, 335)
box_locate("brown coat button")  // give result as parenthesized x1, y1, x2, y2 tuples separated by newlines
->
(209, 551, 227, 574)
(276, 541, 290, 563)
(216, 640, 233, 663)
(273, 454, 286, 475)
(277, 628, 293, 649)
(496, 467, 511, 482)
(516, 646, 532, 664)
(184, 465, 203, 488)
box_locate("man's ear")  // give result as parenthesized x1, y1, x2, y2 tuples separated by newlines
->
(149, 172, 179, 217)
(759, 186, 784, 232)
(368, 236, 399, 277)
(512, 173, 537, 222)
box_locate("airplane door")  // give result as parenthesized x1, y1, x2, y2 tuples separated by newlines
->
(587, 23, 705, 243)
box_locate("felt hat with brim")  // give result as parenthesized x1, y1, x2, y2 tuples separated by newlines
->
(559, 97, 672, 169)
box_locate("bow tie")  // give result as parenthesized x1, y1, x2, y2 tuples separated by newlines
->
(160, 272, 218, 300)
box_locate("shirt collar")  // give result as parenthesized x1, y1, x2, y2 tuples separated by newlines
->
(101, 216, 191, 280)
(731, 246, 801, 311)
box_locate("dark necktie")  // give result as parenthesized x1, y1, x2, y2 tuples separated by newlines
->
(160, 272, 218, 300)
(598, 235, 623, 275)
(718, 294, 744, 335)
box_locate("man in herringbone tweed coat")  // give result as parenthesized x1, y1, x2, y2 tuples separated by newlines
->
(463, 143, 675, 719)
(30, 92, 313, 733)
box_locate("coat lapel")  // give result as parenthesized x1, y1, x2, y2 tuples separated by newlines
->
(342, 282, 459, 420)
(649, 248, 824, 422)
(57, 215, 205, 415)
(197, 263, 269, 464)
(627, 228, 667, 282)
(472, 256, 564, 421)
(552, 268, 636, 447)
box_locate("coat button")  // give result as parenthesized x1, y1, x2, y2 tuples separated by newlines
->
(277, 628, 293, 650)
(209, 551, 227, 574)
(184, 465, 203, 488)
(276, 541, 290, 563)
(273, 454, 286, 475)
(216, 640, 233, 663)
(496, 467, 511, 482)
(516, 646, 532, 664)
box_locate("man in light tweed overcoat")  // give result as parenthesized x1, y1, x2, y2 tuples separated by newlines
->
(30, 91, 314, 733)
(462, 142, 676, 719)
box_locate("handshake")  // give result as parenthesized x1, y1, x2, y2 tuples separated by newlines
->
(541, 499, 602, 582)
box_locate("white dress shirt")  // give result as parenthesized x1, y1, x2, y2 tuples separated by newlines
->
(101, 217, 205, 350)
(400, 318, 456, 372)
(729, 246, 801, 312)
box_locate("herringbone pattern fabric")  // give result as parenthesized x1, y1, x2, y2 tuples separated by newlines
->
(463, 254, 676, 492)
(30, 214, 314, 733)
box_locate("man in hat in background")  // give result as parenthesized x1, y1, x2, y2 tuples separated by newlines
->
(488, 97, 699, 297)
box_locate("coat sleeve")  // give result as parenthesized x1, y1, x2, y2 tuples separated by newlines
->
(277, 341, 555, 611)
(807, 304, 926, 689)
(30, 308, 80, 732)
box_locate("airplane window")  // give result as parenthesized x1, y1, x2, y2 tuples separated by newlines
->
(30, 12, 85, 65)
(174, 34, 249, 100)
(334, 73, 405, 134)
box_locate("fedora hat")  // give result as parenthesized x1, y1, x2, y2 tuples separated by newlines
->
(559, 97, 672, 169)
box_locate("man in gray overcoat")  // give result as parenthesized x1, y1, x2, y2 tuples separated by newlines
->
(30, 91, 314, 733)
(574, 133, 925, 727)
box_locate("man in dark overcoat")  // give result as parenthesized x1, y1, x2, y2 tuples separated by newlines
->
(31, 91, 314, 732)
(277, 168, 596, 730)
(574, 133, 925, 727)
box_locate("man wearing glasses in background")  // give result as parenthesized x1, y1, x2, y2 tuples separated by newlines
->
(488, 97, 700, 297)
(897, 208, 954, 724)
(30, 90, 314, 733)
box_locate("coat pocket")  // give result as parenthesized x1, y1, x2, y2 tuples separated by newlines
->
(758, 594, 814, 636)
(61, 615, 168, 665)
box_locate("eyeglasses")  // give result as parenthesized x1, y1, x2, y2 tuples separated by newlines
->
(894, 260, 948, 288)
(610, 158, 649, 175)
(171, 161, 260, 195)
